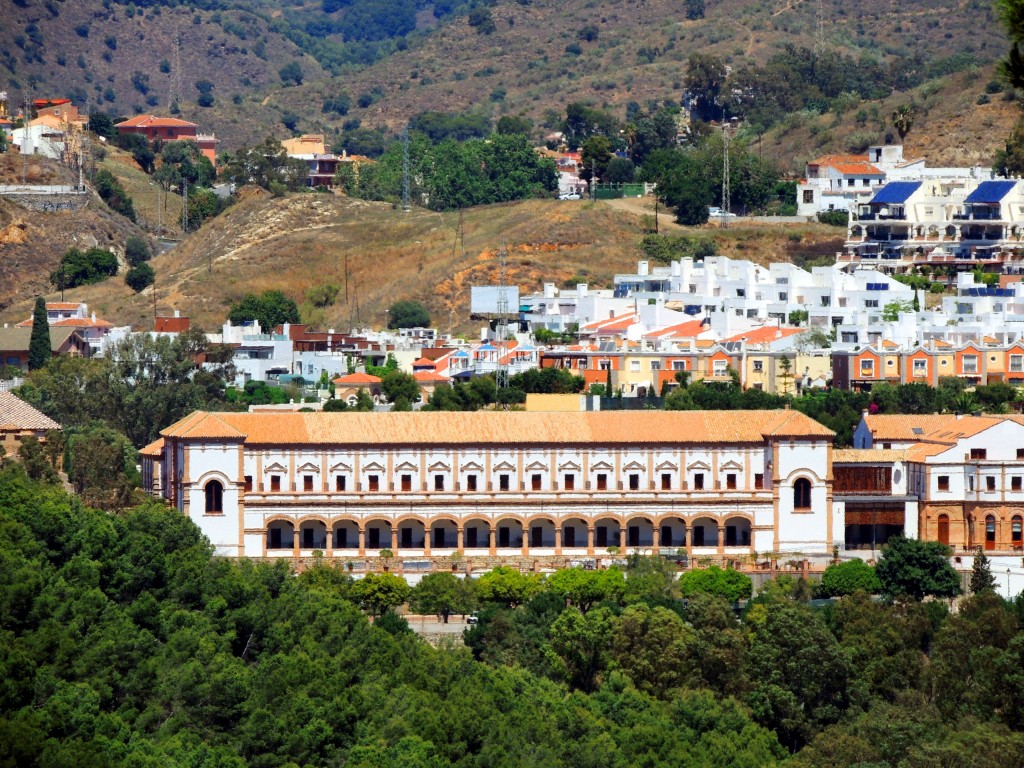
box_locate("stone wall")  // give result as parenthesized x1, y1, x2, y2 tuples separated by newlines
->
(0, 192, 88, 212)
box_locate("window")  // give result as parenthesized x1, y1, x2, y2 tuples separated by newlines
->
(779, 292, 788, 301)
(987, 476, 997, 491)
(963, 355, 979, 374)
(434, 474, 445, 491)
(466, 475, 478, 492)
(564, 474, 575, 491)
(499, 474, 510, 491)
(803, 189, 814, 204)
(752, 360, 764, 372)
(270, 475, 281, 492)
(672, 360, 687, 371)
(629, 474, 640, 490)
(859, 359, 875, 377)
(971, 448, 987, 460)
(1011, 354, 1024, 373)
(969, 476, 975, 491)
(401, 474, 412, 492)
(937, 514, 950, 545)
(532, 474, 542, 491)
(1018, 448, 1024, 459)
(754, 473, 764, 489)
(913, 359, 927, 376)
(244, 475, 253, 492)
(650, 360, 661, 371)
(693, 473, 705, 490)
(1013, 476, 1022, 492)
(1014, 515, 1023, 547)
(726, 473, 737, 490)
(204, 480, 223, 514)
(630, 360, 641, 372)
(597, 473, 608, 491)
(793, 477, 812, 509)
(937, 475, 949, 491)
(368, 475, 379, 492)
(713, 360, 728, 376)
(599, 360, 611, 371)
(303, 475, 313, 492)
(336, 475, 346, 492)
(864, 299, 879, 308)
(661, 473, 671, 490)
(986, 514, 996, 550)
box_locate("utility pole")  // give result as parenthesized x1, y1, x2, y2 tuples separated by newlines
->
(181, 178, 188, 234)
(590, 159, 596, 202)
(495, 244, 510, 392)
(721, 122, 731, 229)
(401, 123, 410, 213)
(22, 93, 30, 186)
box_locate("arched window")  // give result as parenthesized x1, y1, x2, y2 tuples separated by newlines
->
(793, 478, 812, 510)
(205, 480, 223, 514)
(986, 514, 997, 550)
(1014, 516, 1023, 549)
(937, 514, 950, 545)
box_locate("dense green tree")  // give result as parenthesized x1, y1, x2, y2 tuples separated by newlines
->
(409, 572, 475, 620)
(93, 168, 137, 220)
(580, 135, 613, 182)
(549, 606, 614, 692)
(228, 290, 301, 333)
(388, 299, 430, 329)
(876, 537, 962, 601)
(476, 566, 543, 606)
(495, 114, 533, 136)
(610, 603, 697, 697)
(971, 547, 998, 595)
(279, 60, 304, 86)
(124, 235, 152, 266)
(546, 567, 625, 611)
(509, 367, 584, 394)
(679, 565, 753, 602)
(381, 370, 420, 409)
(27, 297, 50, 371)
(220, 137, 309, 192)
(50, 246, 119, 289)
(125, 262, 155, 291)
(684, 53, 728, 122)
(353, 572, 410, 616)
(604, 156, 635, 183)
(818, 559, 881, 597)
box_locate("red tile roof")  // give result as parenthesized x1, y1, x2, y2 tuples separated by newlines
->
(332, 372, 381, 385)
(412, 357, 436, 368)
(115, 114, 197, 129)
(646, 320, 706, 340)
(723, 326, 802, 344)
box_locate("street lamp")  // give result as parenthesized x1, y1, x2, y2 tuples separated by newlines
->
(1008, 568, 1012, 598)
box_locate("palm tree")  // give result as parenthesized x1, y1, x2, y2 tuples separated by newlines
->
(891, 104, 915, 142)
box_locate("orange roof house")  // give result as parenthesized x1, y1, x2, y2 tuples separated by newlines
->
(115, 114, 219, 164)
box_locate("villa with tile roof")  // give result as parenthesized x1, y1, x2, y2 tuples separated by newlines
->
(0, 391, 60, 458)
(115, 114, 218, 164)
(146, 409, 837, 561)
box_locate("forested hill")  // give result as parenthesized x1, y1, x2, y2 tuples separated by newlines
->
(6, 460, 1024, 766)
(1, 0, 1011, 164)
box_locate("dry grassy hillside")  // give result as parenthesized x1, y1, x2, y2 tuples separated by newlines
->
(0, 191, 845, 332)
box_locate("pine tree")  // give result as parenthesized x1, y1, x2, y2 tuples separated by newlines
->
(971, 546, 997, 595)
(27, 296, 51, 371)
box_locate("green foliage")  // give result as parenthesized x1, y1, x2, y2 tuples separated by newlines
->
(409, 572, 475, 618)
(94, 168, 137, 221)
(306, 283, 340, 307)
(87, 111, 116, 139)
(353, 572, 410, 615)
(679, 565, 753, 603)
(220, 137, 310, 193)
(381, 370, 420, 408)
(546, 567, 625, 611)
(971, 547, 997, 595)
(817, 209, 850, 226)
(495, 114, 533, 137)
(125, 262, 155, 292)
(388, 299, 430, 329)
(278, 60, 304, 86)
(28, 296, 50, 371)
(228, 290, 301, 333)
(467, 6, 495, 34)
(476, 566, 543, 606)
(409, 110, 491, 142)
(509, 367, 585, 394)
(818, 559, 881, 597)
(876, 536, 962, 601)
(50, 246, 118, 289)
(640, 234, 716, 264)
(124, 235, 152, 266)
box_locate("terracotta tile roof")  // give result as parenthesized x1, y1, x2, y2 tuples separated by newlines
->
(646, 320, 706, 340)
(115, 114, 197, 129)
(34, 98, 70, 107)
(723, 326, 802, 345)
(46, 302, 85, 310)
(139, 437, 165, 457)
(0, 392, 60, 431)
(333, 372, 382, 385)
(412, 357, 436, 368)
(863, 414, 960, 442)
(832, 448, 910, 463)
(161, 409, 834, 446)
(880, 339, 899, 349)
(581, 313, 637, 332)
(0, 326, 81, 353)
(412, 370, 449, 382)
(18, 317, 114, 329)
(832, 161, 884, 176)
(809, 153, 869, 165)
(907, 442, 957, 461)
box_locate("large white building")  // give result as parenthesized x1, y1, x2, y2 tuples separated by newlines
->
(144, 409, 837, 561)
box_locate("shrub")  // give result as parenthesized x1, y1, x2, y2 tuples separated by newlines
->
(50, 247, 119, 289)
(817, 210, 849, 226)
(818, 560, 881, 597)
(124, 235, 151, 266)
(125, 263, 155, 292)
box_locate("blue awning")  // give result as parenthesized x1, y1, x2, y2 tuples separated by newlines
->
(964, 180, 1016, 204)
(869, 181, 922, 205)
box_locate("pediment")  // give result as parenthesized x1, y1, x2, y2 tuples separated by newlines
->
(395, 461, 418, 472)
(264, 462, 287, 473)
(362, 461, 385, 472)
(329, 461, 352, 472)
(687, 460, 711, 471)
(461, 460, 483, 472)
(720, 460, 742, 471)
(297, 462, 320, 473)
(590, 460, 614, 471)
(655, 460, 678, 472)
(493, 460, 516, 472)
(558, 460, 582, 472)
(525, 460, 549, 472)
(428, 460, 451, 472)
(623, 460, 646, 472)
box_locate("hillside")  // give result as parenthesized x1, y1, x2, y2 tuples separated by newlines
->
(0, 191, 844, 331)
(0, 154, 151, 315)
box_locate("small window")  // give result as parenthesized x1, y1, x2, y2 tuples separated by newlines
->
(303, 475, 313, 492)
(434, 474, 445, 492)
(752, 360, 764, 372)
(368, 475, 379, 492)
(532, 474, 542, 491)
(661, 473, 671, 490)
(499, 474, 510, 492)
(270, 475, 281, 492)
(596, 473, 608, 491)
(969, 476, 975, 492)
(1014, 516, 1023, 545)
(1017, 448, 1024, 459)
(987, 476, 996, 492)
(794, 477, 812, 509)
(629, 474, 640, 491)
(754, 473, 764, 489)
(336, 475, 346, 492)
(466, 474, 478, 492)
(726, 473, 737, 490)
(244, 475, 253, 492)
(564, 474, 575, 491)
(204, 480, 223, 514)
(937, 475, 950, 491)
(1013, 476, 1022, 492)
(401, 474, 412, 492)
(694, 473, 705, 490)
(971, 448, 987, 460)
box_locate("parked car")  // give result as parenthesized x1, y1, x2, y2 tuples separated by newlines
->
(466, 612, 479, 624)
(708, 206, 737, 219)
(559, 192, 582, 200)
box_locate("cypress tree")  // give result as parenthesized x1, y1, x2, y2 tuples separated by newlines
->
(970, 546, 997, 595)
(28, 296, 51, 371)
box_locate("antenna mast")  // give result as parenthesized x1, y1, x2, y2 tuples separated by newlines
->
(401, 123, 411, 212)
(815, 0, 826, 56)
(495, 244, 510, 391)
(169, 24, 183, 110)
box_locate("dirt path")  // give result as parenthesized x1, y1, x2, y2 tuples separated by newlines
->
(602, 197, 686, 231)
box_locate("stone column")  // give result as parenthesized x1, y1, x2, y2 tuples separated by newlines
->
(358, 525, 366, 557)
(488, 525, 496, 556)
(457, 526, 464, 555)
(587, 526, 595, 556)
(391, 524, 398, 553)
(555, 525, 562, 556)
(521, 524, 530, 556)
